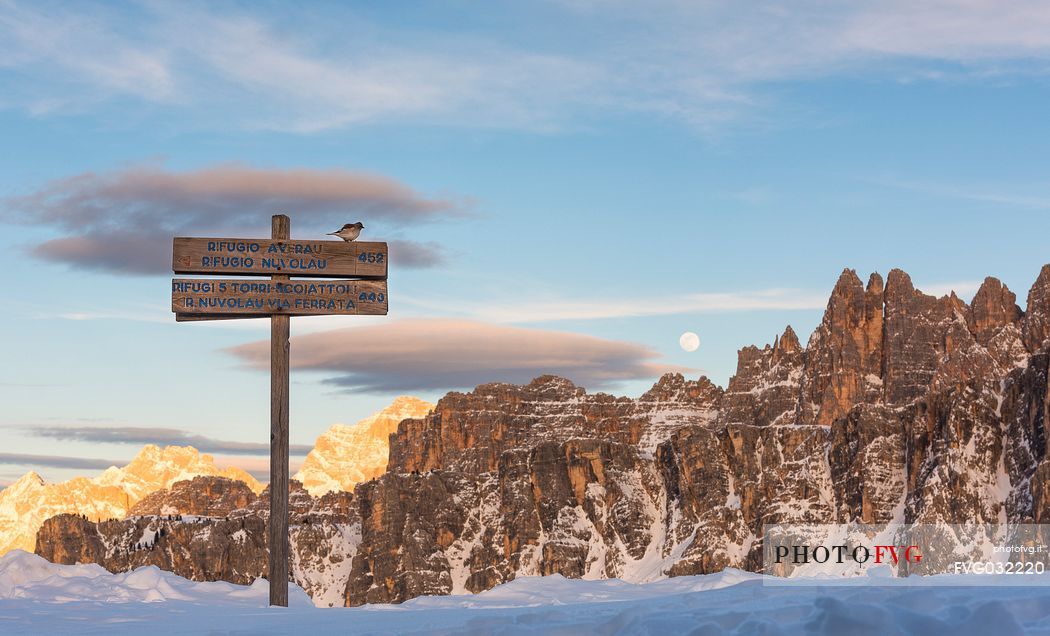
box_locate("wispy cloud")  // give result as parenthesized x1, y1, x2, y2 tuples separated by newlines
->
(868, 177, 1050, 211)
(0, 2, 600, 131)
(27, 425, 312, 456)
(225, 318, 691, 393)
(55, 308, 169, 323)
(4, 2, 1050, 132)
(0, 450, 280, 484)
(0, 452, 118, 471)
(444, 276, 996, 322)
(3, 163, 462, 275)
(432, 288, 830, 323)
(31, 276, 983, 329)
(157, 5, 601, 133)
(0, 0, 175, 110)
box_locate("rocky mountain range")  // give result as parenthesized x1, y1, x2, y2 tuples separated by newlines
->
(31, 265, 1050, 607)
(3, 397, 428, 560)
(0, 445, 259, 556)
(36, 476, 357, 608)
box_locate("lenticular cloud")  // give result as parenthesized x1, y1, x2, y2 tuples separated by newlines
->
(4, 164, 462, 275)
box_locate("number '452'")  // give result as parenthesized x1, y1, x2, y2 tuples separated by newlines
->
(358, 252, 384, 263)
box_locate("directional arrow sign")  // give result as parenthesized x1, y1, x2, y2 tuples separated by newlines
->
(172, 238, 388, 278)
(172, 278, 388, 316)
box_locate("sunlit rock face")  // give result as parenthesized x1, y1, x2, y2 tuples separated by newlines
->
(0, 444, 260, 556)
(342, 375, 728, 605)
(342, 265, 1050, 605)
(129, 475, 258, 517)
(294, 396, 434, 497)
(30, 396, 434, 608)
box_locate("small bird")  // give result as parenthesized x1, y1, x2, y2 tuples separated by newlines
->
(327, 222, 364, 242)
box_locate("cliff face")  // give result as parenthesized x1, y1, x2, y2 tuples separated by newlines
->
(130, 475, 257, 517)
(344, 266, 1050, 605)
(35, 477, 359, 608)
(347, 374, 721, 604)
(32, 265, 1050, 608)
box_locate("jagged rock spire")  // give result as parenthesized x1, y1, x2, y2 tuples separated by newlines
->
(799, 267, 884, 425)
(968, 276, 1022, 346)
(1023, 264, 1050, 352)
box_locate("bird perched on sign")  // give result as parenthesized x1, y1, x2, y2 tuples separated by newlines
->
(327, 222, 364, 242)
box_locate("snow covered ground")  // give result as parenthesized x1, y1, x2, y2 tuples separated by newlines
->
(2, 550, 1050, 635)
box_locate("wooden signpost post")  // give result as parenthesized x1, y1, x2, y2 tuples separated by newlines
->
(171, 215, 388, 607)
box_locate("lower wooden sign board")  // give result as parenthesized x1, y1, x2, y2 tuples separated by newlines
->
(172, 279, 388, 317)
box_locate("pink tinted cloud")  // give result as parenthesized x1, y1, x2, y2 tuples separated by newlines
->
(7, 163, 463, 274)
(225, 318, 691, 393)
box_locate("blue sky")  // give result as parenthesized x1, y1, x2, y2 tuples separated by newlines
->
(2, 0, 1050, 484)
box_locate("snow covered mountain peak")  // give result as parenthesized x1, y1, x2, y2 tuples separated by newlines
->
(0, 444, 261, 556)
(98, 444, 262, 501)
(294, 396, 434, 496)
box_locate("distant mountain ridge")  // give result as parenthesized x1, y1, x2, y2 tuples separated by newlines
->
(0, 444, 260, 555)
(294, 396, 434, 496)
(3, 396, 432, 558)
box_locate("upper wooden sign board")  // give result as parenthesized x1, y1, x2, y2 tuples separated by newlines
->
(172, 238, 387, 278)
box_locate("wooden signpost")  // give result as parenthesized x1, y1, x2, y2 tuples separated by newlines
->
(171, 215, 388, 607)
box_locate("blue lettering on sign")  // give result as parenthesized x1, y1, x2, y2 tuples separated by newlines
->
(267, 243, 324, 254)
(178, 277, 379, 314)
(192, 254, 336, 270)
(230, 282, 270, 293)
(274, 282, 351, 294)
(294, 299, 347, 311)
(173, 281, 218, 292)
(201, 256, 255, 268)
(190, 298, 266, 309)
(206, 241, 260, 253)
(256, 257, 331, 270)
(358, 252, 385, 264)
(288, 258, 327, 270)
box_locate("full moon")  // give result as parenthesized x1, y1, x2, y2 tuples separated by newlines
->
(679, 331, 700, 352)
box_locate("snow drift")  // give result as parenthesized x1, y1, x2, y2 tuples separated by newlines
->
(3, 550, 1050, 634)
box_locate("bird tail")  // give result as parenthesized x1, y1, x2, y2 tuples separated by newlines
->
(326, 231, 338, 235)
